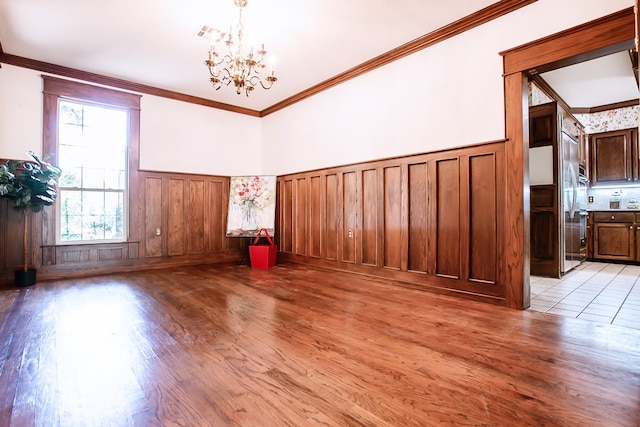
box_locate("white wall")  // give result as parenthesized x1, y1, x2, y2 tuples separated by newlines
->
(140, 96, 261, 176)
(0, 65, 262, 175)
(0, 65, 44, 161)
(0, 0, 632, 176)
(260, 0, 633, 175)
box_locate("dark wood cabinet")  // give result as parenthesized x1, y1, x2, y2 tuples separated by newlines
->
(529, 103, 559, 277)
(586, 212, 593, 259)
(589, 128, 638, 186)
(592, 212, 637, 261)
(530, 103, 556, 148)
(530, 185, 559, 276)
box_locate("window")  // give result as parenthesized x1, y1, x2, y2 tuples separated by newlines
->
(58, 100, 127, 242)
(42, 77, 141, 245)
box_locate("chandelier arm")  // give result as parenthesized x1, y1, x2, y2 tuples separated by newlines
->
(259, 78, 276, 90)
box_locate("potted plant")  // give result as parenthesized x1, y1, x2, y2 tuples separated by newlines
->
(0, 151, 61, 286)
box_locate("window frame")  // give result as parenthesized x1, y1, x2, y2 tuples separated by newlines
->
(42, 76, 141, 247)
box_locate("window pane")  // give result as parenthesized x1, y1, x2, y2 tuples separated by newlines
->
(58, 99, 128, 243)
(83, 167, 105, 189)
(60, 191, 82, 241)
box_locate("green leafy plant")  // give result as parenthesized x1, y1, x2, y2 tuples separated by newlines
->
(0, 151, 62, 274)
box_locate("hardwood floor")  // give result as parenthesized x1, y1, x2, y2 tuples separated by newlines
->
(1, 263, 639, 426)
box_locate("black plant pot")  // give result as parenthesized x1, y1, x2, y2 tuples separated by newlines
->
(14, 269, 37, 287)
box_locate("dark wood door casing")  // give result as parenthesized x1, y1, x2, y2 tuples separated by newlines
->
(501, 7, 636, 309)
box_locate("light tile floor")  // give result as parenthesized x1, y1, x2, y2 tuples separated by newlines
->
(529, 261, 640, 330)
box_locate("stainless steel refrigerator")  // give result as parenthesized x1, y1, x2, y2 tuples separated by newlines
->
(560, 129, 582, 273)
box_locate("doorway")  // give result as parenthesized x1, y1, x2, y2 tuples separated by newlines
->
(499, 6, 636, 310)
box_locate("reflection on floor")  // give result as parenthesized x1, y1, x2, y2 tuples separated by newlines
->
(530, 261, 640, 330)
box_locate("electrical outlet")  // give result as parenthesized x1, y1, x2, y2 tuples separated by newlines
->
(348, 229, 353, 239)
(588, 196, 594, 203)
(155, 227, 161, 236)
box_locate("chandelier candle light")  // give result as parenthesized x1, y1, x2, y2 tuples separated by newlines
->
(203, 0, 277, 96)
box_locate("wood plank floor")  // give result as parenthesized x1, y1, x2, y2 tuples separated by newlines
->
(1, 263, 639, 426)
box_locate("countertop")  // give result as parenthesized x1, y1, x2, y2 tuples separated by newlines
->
(587, 209, 640, 212)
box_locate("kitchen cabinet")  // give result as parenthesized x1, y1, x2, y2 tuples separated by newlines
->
(592, 212, 637, 261)
(529, 102, 586, 277)
(589, 128, 638, 186)
(586, 212, 593, 258)
(561, 113, 586, 166)
(529, 103, 559, 277)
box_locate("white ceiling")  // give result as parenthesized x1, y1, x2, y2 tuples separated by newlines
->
(0, 0, 637, 112)
(0, 0, 497, 112)
(540, 51, 639, 109)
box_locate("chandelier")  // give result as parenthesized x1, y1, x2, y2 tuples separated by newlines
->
(203, 0, 277, 96)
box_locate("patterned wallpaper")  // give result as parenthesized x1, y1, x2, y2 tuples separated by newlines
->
(529, 81, 553, 107)
(575, 106, 639, 134)
(529, 81, 639, 134)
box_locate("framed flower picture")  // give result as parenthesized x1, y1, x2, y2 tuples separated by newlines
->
(226, 175, 276, 237)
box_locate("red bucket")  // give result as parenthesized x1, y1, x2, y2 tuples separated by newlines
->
(249, 228, 277, 269)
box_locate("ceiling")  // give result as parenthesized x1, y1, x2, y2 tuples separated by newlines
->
(0, 0, 498, 112)
(539, 51, 639, 110)
(0, 0, 637, 113)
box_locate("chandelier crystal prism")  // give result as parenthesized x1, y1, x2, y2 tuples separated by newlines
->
(203, 0, 277, 96)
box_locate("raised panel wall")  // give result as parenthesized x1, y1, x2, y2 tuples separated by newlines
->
(468, 153, 499, 285)
(383, 166, 402, 270)
(280, 179, 293, 254)
(325, 174, 339, 260)
(294, 178, 307, 256)
(277, 141, 507, 304)
(0, 170, 242, 284)
(408, 162, 428, 273)
(309, 176, 322, 258)
(145, 177, 163, 257)
(342, 172, 357, 264)
(435, 158, 460, 279)
(207, 180, 226, 253)
(168, 178, 186, 256)
(188, 180, 206, 254)
(361, 169, 378, 266)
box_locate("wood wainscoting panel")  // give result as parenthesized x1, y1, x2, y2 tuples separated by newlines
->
(206, 180, 226, 253)
(309, 176, 322, 258)
(383, 166, 402, 270)
(56, 244, 129, 264)
(293, 178, 309, 255)
(342, 172, 357, 264)
(188, 180, 206, 254)
(467, 153, 499, 286)
(168, 178, 186, 256)
(3, 207, 28, 268)
(98, 247, 124, 261)
(277, 141, 508, 305)
(324, 174, 339, 260)
(60, 248, 90, 263)
(144, 177, 163, 258)
(408, 162, 428, 273)
(294, 177, 308, 256)
(435, 157, 461, 279)
(280, 179, 293, 253)
(361, 168, 378, 266)
(0, 170, 240, 285)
